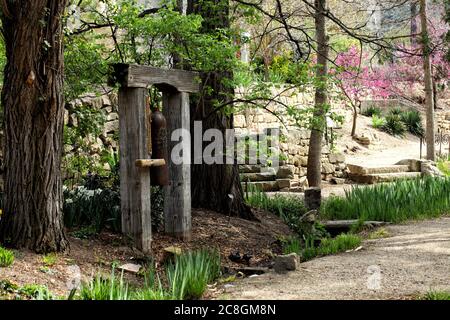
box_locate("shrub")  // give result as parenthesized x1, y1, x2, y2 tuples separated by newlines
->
(400, 109, 424, 137)
(63, 186, 121, 233)
(321, 177, 450, 223)
(371, 115, 386, 129)
(362, 106, 382, 117)
(0, 247, 14, 267)
(64, 185, 164, 233)
(382, 114, 406, 136)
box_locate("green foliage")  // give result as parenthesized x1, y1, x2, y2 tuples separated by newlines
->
(371, 115, 386, 129)
(0, 247, 14, 267)
(42, 253, 58, 267)
(388, 107, 403, 116)
(437, 161, 450, 176)
(321, 177, 450, 223)
(167, 249, 221, 300)
(281, 237, 302, 255)
(362, 106, 382, 117)
(316, 234, 361, 256)
(245, 185, 309, 236)
(19, 284, 54, 300)
(283, 234, 361, 262)
(400, 109, 424, 137)
(79, 269, 130, 300)
(76, 249, 220, 300)
(64, 34, 109, 101)
(423, 291, 450, 300)
(63, 186, 121, 233)
(382, 114, 407, 137)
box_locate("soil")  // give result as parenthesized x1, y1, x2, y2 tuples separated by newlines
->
(0, 208, 292, 299)
(218, 217, 450, 300)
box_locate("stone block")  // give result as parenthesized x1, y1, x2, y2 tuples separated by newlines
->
(274, 253, 299, 274)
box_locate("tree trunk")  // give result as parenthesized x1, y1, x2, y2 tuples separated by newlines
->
(307, 0, 329, 188)
(351, 104, 358, 137)
(0, 0, 69, 252)
(420, 0, 436, 161)
(187, 0, 254, 219)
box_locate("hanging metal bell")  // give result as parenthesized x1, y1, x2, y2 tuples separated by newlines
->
(150, 109, 169, 186)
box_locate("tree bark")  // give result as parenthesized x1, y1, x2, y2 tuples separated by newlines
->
(420, 0, 436, 161)
(187, 0, 254, 219)
(0, 0, 69, 252)
(307, 0, 329, 188)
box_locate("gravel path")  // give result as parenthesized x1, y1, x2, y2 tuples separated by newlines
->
(223, 217, 450, 300)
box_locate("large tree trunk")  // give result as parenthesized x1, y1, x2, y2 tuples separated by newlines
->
(420, 0, 436, 161)
(0, 0, 69, 252)
(188, 0, 254, 219)
(307, 0, 329, 188)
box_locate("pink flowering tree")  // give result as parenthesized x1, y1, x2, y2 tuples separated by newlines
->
(332, 46, 392, 136)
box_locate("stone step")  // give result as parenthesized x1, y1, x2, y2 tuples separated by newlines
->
(240, 172, 276, 182)
(239, 164, 263, 174)
(348, 172, 422, 184)
(241, 181, 279, 192)
(347, 164, 411, 175)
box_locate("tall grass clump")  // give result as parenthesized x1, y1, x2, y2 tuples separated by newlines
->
(167, 249, 221, 300)
(246, 184, 308, 234)
(284, 234, 361, 262)
(79, 269, 130, 300)
(382, 114, 406, 137)
(400, 109, 424, 137)
(0, 247, 14, 267)
(321, 177, 450, 223)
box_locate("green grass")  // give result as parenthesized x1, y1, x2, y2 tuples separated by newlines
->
(167, 249, 221, 300)
(281, 237, 302, 255)
(423, 291, 450, 300)
(76, 249, 221, 300)
(321, 177, 450, 223)
(0, 247, 14, 267)
(79, 269, 131, 300)
(19, 284, 54, 300)
(245, 184, 308, 235)
(283, 234, 362, 262)
(42, 253, 58, 267)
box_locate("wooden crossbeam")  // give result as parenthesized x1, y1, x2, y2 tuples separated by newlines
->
(109, 63, 200, 93)
(135, 159, 166, 168)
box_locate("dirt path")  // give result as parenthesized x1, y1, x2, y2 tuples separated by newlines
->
(221, 217, 450, 300)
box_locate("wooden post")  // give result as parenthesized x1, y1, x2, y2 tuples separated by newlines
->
(118, 87, 152, 253)
(163, 91, 192, 240)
